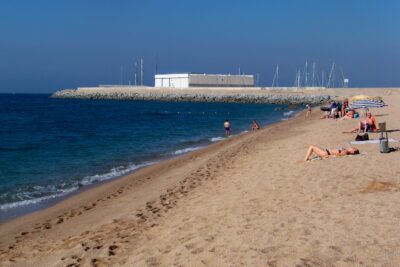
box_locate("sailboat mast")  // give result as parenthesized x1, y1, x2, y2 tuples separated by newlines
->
(304, 60, 308, 87)
(120, 65, 123, 85)
(140, 58, 144, 86)
(327, 62, 335, 88)
(312, 62, 316, 87)
(134, 61, 137, 86)
(272, 64, 279, 87)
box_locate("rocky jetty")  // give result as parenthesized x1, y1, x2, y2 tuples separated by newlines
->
(51, 87, 330, 105)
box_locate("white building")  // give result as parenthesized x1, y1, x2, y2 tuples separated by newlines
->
(154, 73, 254, 88)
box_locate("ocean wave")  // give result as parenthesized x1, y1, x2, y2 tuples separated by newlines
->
(171, 146, 203, 155)
(210, 136, 225, 142)
(0, 186, 78, 210)
(283, 110, 295, 116)
(0, 161, 157, 210)
(80, 162, 156, 186)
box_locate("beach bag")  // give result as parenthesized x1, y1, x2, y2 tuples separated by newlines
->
(355, 133, 369, 141)
(379, 132, 390, 153)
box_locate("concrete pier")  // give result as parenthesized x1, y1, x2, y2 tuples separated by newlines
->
(51, 86, 331, 105)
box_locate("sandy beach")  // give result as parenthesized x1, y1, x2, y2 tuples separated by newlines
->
(1, 88, 400, 266)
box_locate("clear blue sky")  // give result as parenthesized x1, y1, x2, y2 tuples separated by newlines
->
(1, 0, 399, 93)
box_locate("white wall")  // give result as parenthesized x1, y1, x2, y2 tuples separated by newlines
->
(189, 74, 254, 87)
(155, 74, 190, 88)
(154, 73, 254, 88)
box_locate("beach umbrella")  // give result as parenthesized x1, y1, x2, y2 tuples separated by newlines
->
(351, 95, 383, 102)
(349, 99, 386, 109)
(351, 95, 373, 102)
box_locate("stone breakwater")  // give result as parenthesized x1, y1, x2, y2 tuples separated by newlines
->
(51, 87, 330, 105)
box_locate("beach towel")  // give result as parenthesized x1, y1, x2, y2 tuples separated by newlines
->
(351, 139, 399, 145)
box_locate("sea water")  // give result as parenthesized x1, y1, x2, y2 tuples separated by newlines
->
(0, 94, 298, 221)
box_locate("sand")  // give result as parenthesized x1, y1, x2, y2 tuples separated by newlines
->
(1, 88, 400, 266)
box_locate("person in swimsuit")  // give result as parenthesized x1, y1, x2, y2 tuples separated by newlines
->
(306, 104, 312, 118)
(251, 120, 261, 131)
(340, 109, 355, 120)
(304, 145, 359, 161)
(342, 112, 377, 133)
(341, 99, 349, 117)
(224, 119, 231, 137)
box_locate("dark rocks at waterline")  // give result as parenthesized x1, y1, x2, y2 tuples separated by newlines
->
(51, 89, 330, 105)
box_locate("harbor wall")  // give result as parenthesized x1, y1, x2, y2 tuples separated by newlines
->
(51, 86, 331, 105)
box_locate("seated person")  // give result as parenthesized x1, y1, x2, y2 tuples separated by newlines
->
(251, 120, 261, 131)
(304, 145, 359, 161)
(343, 112, 377, 133)
(329, 101, 338, 119)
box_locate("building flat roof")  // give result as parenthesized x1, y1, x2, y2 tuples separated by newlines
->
(155, 73, 254, 78)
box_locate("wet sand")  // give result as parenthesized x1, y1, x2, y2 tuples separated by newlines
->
(1, 89, 400, 266)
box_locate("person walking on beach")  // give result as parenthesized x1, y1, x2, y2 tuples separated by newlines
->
(224, 119, 231, 137)
(306, 104, 312, 119)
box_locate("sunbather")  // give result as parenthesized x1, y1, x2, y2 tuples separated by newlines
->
(340, 109, 355, 120)
(304, 145, 359, 161)
(343, 112, 377, 133)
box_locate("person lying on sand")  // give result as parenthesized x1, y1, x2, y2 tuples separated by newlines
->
(340, 109, 356, 120)
(304, 145, 359, 161)
(251, 120, 261, 131)
(320, 111, 331, 119)
(342, 112, 377, 133)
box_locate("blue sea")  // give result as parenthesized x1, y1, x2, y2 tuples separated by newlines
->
(0, 94, 298, 221)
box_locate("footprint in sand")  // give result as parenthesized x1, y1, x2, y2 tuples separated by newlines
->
(108, 244, 118, 256)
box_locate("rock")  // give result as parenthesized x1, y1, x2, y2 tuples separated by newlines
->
(51, 87, 330, 105)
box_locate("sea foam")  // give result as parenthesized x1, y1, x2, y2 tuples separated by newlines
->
(172, 146, 203, 155)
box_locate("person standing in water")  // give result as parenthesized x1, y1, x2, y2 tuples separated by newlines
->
(251, 120, 261, 131)
(224, 119, 231, 137)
